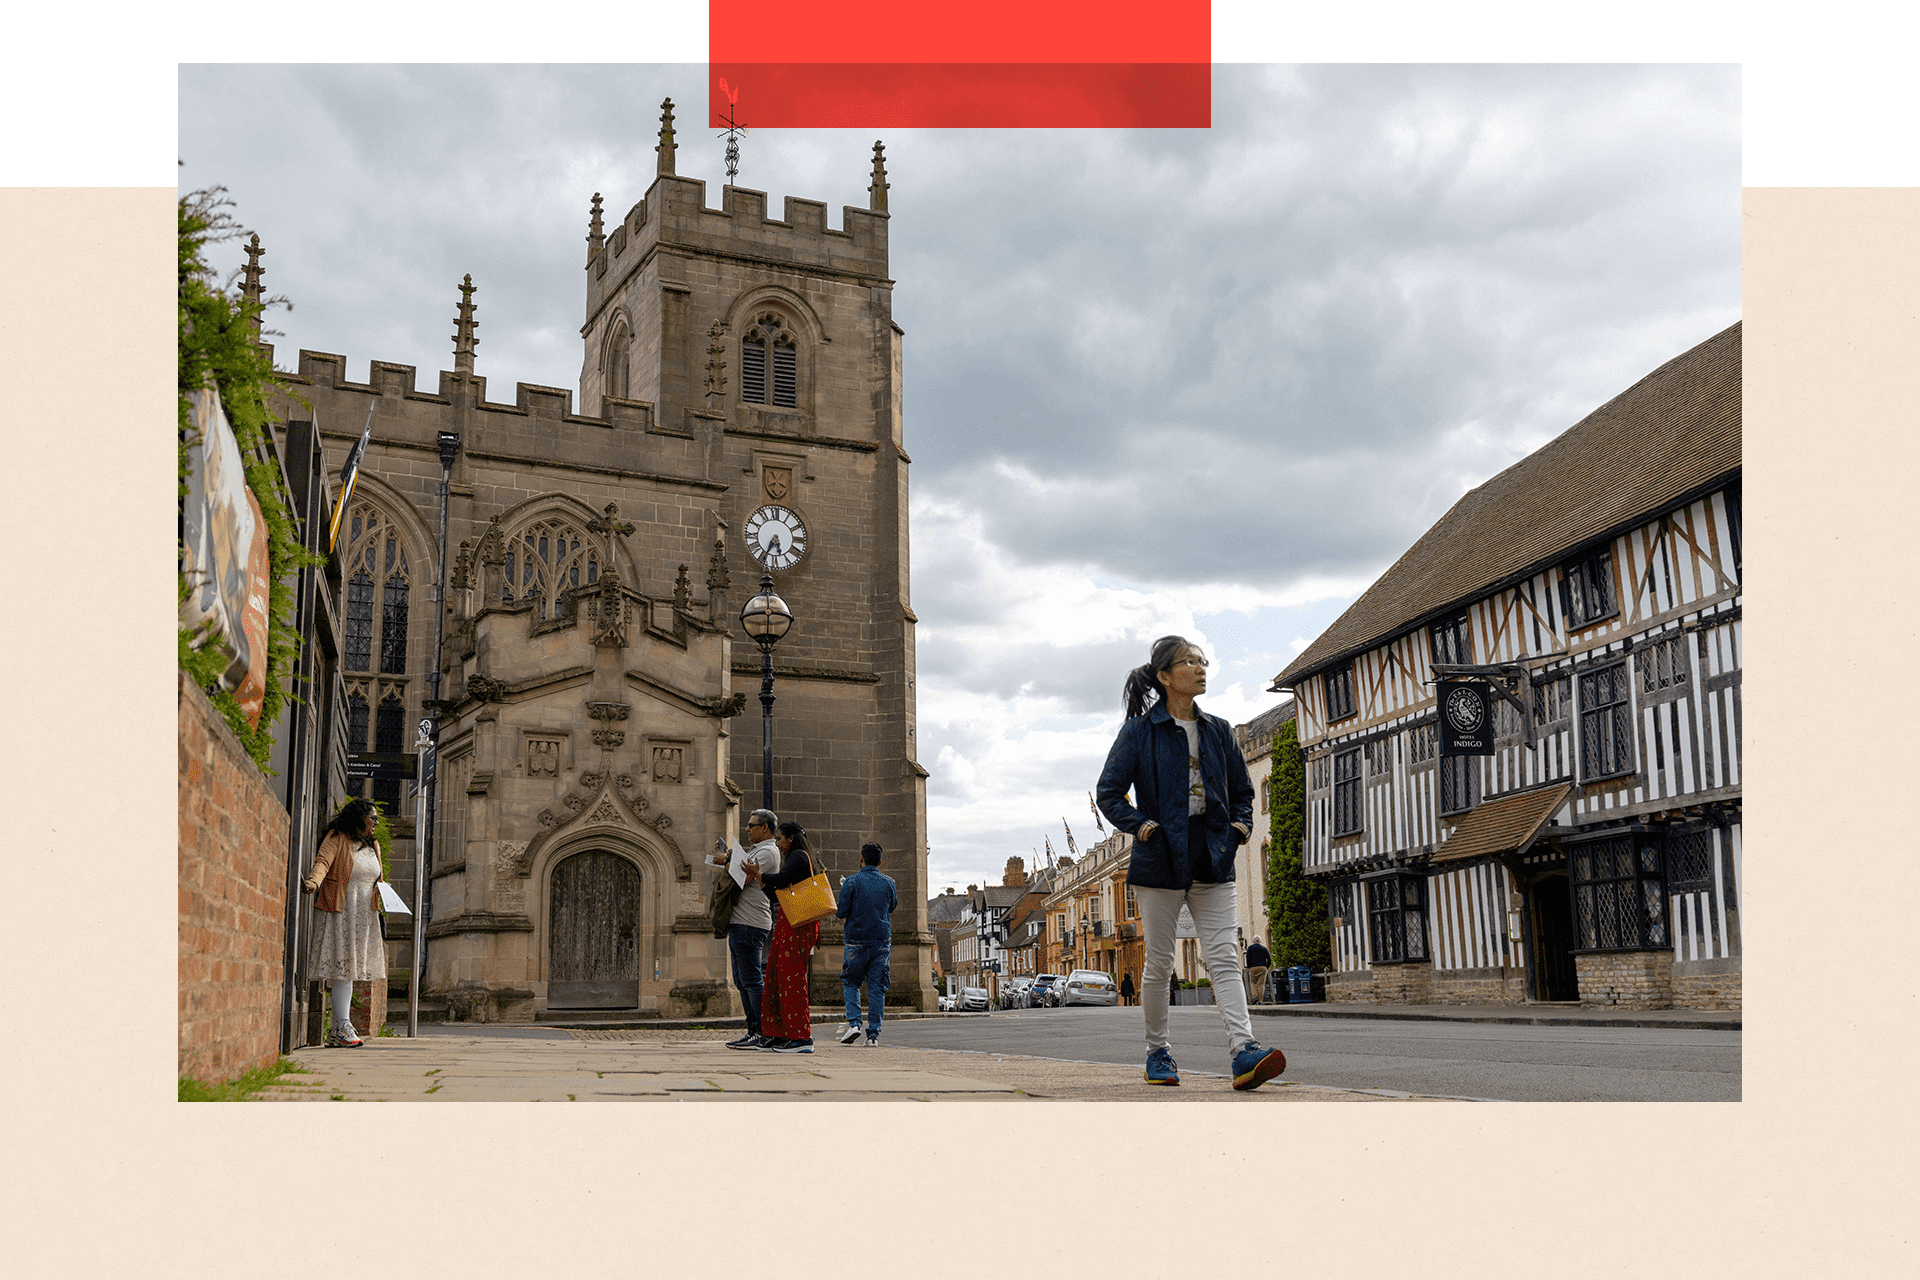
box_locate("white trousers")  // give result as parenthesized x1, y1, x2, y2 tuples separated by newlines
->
(1137, 880, 1253, 1055)
(329, 979, 356, 1038)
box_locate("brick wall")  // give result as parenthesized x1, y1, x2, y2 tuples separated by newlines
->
(179, 673, 290, 1083)
(1574, 950, 1673, 1009)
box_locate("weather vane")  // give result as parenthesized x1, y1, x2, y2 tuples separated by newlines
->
(716, 77, 749, 183)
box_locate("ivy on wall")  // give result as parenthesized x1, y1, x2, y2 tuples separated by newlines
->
(178, 187, 319, 772)
(1263, 717, 1329, 972)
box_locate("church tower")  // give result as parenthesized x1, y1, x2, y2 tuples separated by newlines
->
(280, 105, 930, 1023)
(576, 102, 928, 1004)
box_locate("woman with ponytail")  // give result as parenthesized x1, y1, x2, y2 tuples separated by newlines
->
(1095, 636, 1287, 1091)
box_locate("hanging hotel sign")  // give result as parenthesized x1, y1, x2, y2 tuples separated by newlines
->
(1438, 680, 1494, 756)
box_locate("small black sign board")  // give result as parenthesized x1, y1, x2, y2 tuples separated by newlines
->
(346, 751, 418, 781)
(1437, 680, 1494, 756)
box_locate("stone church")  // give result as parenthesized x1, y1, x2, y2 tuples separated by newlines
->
(270, 101, 932, 1021)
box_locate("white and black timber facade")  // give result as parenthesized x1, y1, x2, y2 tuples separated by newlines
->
(1270, 323, 1741, 1010)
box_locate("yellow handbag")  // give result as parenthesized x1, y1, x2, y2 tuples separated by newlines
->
(776, 852, 836, 928)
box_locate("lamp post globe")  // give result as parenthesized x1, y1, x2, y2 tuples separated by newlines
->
(738, 574, 794, 810)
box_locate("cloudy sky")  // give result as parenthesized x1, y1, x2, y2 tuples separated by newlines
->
(179, 63, 1739, 895)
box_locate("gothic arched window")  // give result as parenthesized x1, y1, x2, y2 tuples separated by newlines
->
(740, 311, 797, 408)
(373, 693, 406, 809)
(502, 517, 600, 620)
(345, 689, 370, 798)
(604, 322, 631, 401)
(339, 502, 412, 675)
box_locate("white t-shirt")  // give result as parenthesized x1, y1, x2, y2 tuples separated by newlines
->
(729, 838, 784, 931)
(1174, 714, 1206, 815)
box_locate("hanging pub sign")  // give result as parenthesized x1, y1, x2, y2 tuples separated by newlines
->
(1437, 679, 1494, 756)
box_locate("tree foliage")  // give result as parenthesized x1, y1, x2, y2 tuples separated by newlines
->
(178, 187, 317, 771)
(1263, 716, 1329, 971)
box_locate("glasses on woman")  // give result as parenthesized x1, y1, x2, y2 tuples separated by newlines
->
(1171, 656, 1209, 669)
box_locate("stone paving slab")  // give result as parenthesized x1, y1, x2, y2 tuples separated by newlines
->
(268, 1030, 1442, 1102)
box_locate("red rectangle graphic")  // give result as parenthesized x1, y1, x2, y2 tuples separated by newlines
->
(708, 63, 1210, 129)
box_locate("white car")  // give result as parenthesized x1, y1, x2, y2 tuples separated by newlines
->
(958, 987, 990, 1012)
(1058, 969, 1120, 1007)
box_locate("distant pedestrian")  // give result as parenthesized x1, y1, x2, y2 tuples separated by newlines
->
(747, 822, 821, 1053)
(835, 842, 898, 1046)
(1245, 937, 1272, 1005)
(1097, 635, 1287, 1091)
(301, 798, 384, 1048)
(1120, 972, 1135, 1006)
(712, 809, 784, 1050)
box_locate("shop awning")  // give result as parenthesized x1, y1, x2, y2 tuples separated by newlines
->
(1430, 782, 1572, 865)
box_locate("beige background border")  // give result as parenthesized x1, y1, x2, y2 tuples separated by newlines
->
(1, 184, 1911, 1273)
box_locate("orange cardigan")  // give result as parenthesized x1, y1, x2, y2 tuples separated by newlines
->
(303, 830, 381, 913)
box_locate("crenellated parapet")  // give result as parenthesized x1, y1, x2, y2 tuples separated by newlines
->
(290, 348, 655, 436)
(583, 171, 890, 328)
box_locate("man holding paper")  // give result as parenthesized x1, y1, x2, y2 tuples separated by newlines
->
(713, 809, 783, 1050)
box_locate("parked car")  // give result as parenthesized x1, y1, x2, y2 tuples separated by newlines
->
(1000, 977, 1035, 1009)
(938, 993, 955, 1011)
(958, 986, 990, 1012)
(1029, 974, 1062, 1007)
(1058, 969, 1120, 1007)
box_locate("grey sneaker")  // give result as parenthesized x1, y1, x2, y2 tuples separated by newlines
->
(837, 1023, 862, 1045)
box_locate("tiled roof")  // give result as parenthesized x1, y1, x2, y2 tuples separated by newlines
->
(1234, 699, 1296, 754)
(927, 893, 969, 924)
(1430, 782, 1571, 865)
(1273, 323, 1740, 690)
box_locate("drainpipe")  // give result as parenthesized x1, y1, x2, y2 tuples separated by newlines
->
(412, 430, 459, 1035)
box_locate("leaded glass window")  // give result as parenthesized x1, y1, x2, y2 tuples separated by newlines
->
(338, 502, 412, 676)
(1366, 876, 1428, 963)
(1561, 549, 1618, 627)
(373, 694, 405, 809)
(1429, 615, 1471, 666)
(1571, 835, 1668, 950)
(1578, 661, 1634, 780)
(1535, 674, 1571, 727)
(501, 518, 600, 619)
(1439, 752, 1476, 815)
(346, 690, 369, 798)
(1332, 749, 1362, 836)
(1636, 634, 1691, 694)
(1324, 664, 1356, 722)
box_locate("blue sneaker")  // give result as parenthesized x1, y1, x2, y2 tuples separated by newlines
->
(1231, 1041, 1286, 1091)
(1143, 1047, 1180, 1086)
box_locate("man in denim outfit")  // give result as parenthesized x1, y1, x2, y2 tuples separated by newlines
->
(714, 809, 784, 1050)
(835, 842, 898, 1045)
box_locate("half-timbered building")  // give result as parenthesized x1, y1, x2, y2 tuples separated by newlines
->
(1269, 323, 1741, 1010)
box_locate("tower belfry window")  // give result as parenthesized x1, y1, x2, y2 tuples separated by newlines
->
(741, 312, 797, 408)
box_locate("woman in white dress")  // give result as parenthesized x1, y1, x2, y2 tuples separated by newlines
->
(301, 798, 386, 1047)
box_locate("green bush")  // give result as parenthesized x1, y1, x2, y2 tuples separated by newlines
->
(1264, 718, 1330, 971)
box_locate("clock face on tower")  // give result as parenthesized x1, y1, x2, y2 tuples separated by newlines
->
(744, 504, 808, 570)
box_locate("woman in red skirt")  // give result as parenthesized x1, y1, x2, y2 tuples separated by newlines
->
(745, 822, 820, 1052)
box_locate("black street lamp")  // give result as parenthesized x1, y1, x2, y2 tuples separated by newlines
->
(738, 573, 794, 810)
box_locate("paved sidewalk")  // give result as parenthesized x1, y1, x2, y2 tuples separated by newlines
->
(260, 1027, 1442, 1102)
(1248, 1000, 1740, 1031)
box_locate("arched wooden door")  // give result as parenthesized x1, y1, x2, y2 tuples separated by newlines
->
(547, 850, 641, 1009)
